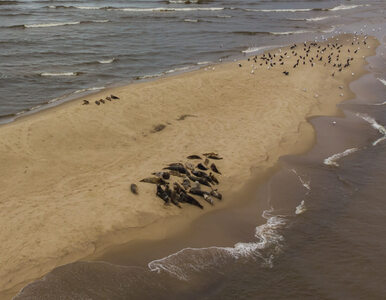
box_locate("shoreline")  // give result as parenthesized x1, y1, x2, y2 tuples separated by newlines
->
(0, 34, 378, 299)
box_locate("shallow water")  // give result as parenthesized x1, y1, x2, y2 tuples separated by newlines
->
(5, 0, 386, 299)
(0, 0, 384, 122)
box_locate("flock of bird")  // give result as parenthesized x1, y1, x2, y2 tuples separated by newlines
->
(131, 153, 224, 209)
(240, 35, 369, 78)
(81, 94, 120, 106)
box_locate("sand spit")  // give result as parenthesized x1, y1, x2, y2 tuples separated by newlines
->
(0, 34, 378, 298)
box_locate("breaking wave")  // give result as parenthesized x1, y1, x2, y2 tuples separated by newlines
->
(98, 58, 115, 64)
(40, 72, 79, 77)
(148, 209, 287, 280)
(377, 78, 386, 86)
(48, 5, 225, 12)
(324, 148, 359, 167)
(357, 113, 386, 146)
(329, 4, 363, 11)
(245, 4, 364, 13)
(295, 200, 307, 215)
(9, 20, 109, 29)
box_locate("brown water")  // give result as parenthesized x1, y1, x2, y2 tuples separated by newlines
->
(12, 15, 386, 300)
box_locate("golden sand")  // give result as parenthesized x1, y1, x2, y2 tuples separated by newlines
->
(0, 34, 378, 298)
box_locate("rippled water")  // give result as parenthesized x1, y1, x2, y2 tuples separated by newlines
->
(0, 0, 383, 122)
(3, 0, 386, 299)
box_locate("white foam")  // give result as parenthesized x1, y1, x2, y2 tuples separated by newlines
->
(197, 61, 212, 65)
(373, 136, 386, 146)
(90, 19, 109, 23)
(24, 21, 80, 28)
(357, 113, 386, 146)
(165, 66, 191, 74)
(242, 45, 281, 54)
(138, 73, 164, 80)
(112, 7, 224, 12)
(291, 169, 311, 191)
(270, 30, 313, 35)
(75, 6, 101, 10)
(295, 200, 307, 215)
(377, 78, 386, 86)
(324, 148, 359, 167)
(73, 86, 105, 94)
(40, 72, 78, 77)
(98, 58, 115, 64)
(305, 16, 334, 22)
(329, 4, 363, 11)
(247, 8, 312, 12)
(148, 209, 287, 280)
(369, 101, 386, 106)
(184, 19, 198, 23)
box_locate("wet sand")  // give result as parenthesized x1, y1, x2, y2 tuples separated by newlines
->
(0, 34, 378, 298)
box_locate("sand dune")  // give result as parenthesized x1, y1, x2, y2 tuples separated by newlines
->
(0, 34, 378, 298)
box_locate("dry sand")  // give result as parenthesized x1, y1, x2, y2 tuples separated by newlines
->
(0, 34, 378, 298)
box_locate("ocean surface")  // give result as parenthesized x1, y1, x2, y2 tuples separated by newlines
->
(0, 0, 384, 122)
(3, 0, 386, 299)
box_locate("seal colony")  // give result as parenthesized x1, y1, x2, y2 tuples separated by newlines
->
(137, 152, 223, 209)
(0, 34, 379, 299)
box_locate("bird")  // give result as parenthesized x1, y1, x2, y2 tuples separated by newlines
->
(82, 100, 89, 105)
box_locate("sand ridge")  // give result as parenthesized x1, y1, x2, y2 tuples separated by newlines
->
(0, 34, 378, 298)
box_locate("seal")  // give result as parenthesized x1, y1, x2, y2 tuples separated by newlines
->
(111, 94, 120, 99)
(152, 171, 170, 180)
(182, 178, 191, 190)
(210, 189, 222, 200)
(188, 174, 211, 187)
(187, 155, 201, 160)
(130, 184, 138, 195)
(156, 184, 170, 204)
(209, 172, 219, 185)
(203, 153, 223, 160)
(210, 163, 221, 175)
(197, 163, 208, 171)
(164, 165, 187, 174)
(168, 170, 185, 178)
(140, 177, 166, 185)
(185, 162, 195, 171)
(179, 192, 203, 209)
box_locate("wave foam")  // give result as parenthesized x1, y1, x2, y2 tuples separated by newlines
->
(377, 78, 386, 86)
(98, 58, 115, 64)
(165, 66, 191, 74)
(329, 4, 363, 11)
(306, 16, 333, 22)
(184, 19, 198, 23)
(73, 86, 105, 94)
(270, 30, 313, 35)
(324, 148, 359, 167)
(357, 113, 386, 146)
(40, 72, 78, 77)
(369, 101, 386, 106)
(24, 21, 80, 28)
(242, 45, 281, 54)
(246, 8, 312, 12)
(295, 200, 307, 215)
(148, 209, 287, 280)
(111, 7, 224, 12)
(291, 169, 311, 192)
